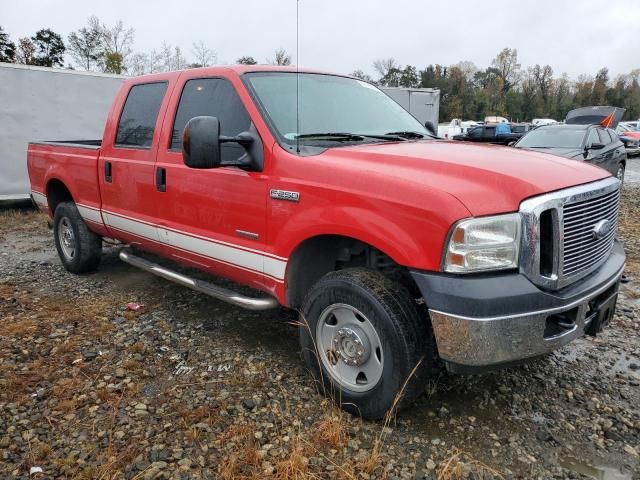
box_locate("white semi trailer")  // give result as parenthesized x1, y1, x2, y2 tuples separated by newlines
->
(381, 87, 440, 132)
(0, 63, 124, 201)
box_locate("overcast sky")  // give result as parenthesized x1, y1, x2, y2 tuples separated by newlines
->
(1, 0, 639, 79)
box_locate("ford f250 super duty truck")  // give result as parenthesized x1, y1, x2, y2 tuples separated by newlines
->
(27, 66, 625, 419)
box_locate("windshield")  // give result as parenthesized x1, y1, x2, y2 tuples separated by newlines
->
(245, 72, 427, 144)
(516, 127, 585, 149)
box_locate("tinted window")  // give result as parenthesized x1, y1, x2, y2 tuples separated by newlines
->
(116, 82, 167, 148)
(587, 129, 599, 146)
(597, 128, 611, 145)
(484, 126, 496, 137)
(517, 127, 586, 149)
(468, 127, 481, 137)
(171, 78, 251, 162)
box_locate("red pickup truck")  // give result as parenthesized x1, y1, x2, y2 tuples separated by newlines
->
(28, 66, 625, 419)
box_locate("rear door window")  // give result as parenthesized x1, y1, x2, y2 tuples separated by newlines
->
(597, 128, 612, 145)
(587, 129, 599, 147)
(171, 78, 251, 162)
(115, 82, 168, 148)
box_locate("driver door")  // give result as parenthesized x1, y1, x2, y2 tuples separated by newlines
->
(153, 72, 270, 290)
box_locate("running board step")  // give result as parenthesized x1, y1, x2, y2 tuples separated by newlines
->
(119, 248, 279, 311)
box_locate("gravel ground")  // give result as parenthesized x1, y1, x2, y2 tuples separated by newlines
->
(1, 183, 640, 479)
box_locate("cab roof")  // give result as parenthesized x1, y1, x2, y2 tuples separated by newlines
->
(126, 65, 345, 84)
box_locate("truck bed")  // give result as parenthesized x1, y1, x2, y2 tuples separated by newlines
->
(27, 141, 104, 228)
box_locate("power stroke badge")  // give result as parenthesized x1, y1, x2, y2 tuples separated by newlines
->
(270, 189, 300, 202)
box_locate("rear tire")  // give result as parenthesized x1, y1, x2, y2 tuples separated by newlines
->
(53, 201, 102, 274)
(300, 268, 433, 419)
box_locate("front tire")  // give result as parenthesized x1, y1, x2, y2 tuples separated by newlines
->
(300, 268, 433, 419)
(53, 202, 102, 274)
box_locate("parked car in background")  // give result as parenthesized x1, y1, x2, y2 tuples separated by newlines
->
(436, 119, 479, 139)
(621, 121, 639, 131)
(531, 118, 558, 127)
(484, 115, 508, 124)
(617, 123, 640, 139)
(515, 106, 626, 181)
(616, 124, 640, 157)
(453, 122, 530, 145)
(532, 118, 558, 127)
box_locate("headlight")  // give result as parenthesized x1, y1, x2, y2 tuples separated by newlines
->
(443, 213, 521, 273)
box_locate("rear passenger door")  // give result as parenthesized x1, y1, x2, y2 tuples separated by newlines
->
(100, 81, 172, 253)
(154, 73, 270, 290)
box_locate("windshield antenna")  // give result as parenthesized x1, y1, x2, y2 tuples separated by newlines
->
(296, 0, 301, 153)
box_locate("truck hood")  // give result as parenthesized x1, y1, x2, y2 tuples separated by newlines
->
(320, 140, 610, 216)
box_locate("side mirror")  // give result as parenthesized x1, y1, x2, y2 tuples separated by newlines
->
(424, 121, 437, 136)
(588, 142, 605, 151)
(182, 116, 221, 169)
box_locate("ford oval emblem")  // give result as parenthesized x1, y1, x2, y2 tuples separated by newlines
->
(592, 219, 612, 240)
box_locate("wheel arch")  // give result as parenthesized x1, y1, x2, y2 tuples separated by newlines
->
(45, 178, 74, 215)
(284, 233, 420, 309)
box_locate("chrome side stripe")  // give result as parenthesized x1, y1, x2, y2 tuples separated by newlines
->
(98, 209, 287, 281)
(31, 191, 48, 208)
(102, 211, 158, 242)
(76, 204, 102, 224)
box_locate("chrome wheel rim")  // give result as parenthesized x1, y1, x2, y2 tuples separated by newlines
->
(617, 166, 624, 182)
(58, 217, 76, 260)
(316, 303, 384, 393)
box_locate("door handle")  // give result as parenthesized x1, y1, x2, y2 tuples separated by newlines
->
(104, 161, 112, 183)
(156, 167, 166, 192)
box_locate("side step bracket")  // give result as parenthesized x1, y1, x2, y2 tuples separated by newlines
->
(119, 248, 279, 311)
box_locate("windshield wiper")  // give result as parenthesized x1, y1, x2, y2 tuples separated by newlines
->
(294, 132, 365, 141)
(384, 131, 425, 139)
(294, 132, 408, 142)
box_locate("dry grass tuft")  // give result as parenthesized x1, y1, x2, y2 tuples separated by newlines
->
(127, 342, 146, 354)
(437, 449, 504, 480)
(218, 424, 261, 480)
(314, 410, 347, 450)
(0, 208, 46, 238)
(274, 440, 313, 480)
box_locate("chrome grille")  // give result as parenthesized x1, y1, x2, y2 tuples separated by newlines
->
(519, 177, 621, 290)
(562, 189, 620, 276)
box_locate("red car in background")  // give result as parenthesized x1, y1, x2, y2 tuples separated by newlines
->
(616, 123, 640, 156)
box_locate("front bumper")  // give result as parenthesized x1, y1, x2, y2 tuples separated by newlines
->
(411, 241, 625, 373)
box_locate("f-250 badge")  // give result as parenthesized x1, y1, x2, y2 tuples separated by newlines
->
(270, 189, 300, 202)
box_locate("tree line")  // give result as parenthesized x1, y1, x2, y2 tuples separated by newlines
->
(355, 49, 640, 122)
(0, 19, 291, 75)
(1, 21, 638, 122)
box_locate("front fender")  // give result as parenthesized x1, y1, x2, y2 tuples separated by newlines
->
(270, 196, 470, 272)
